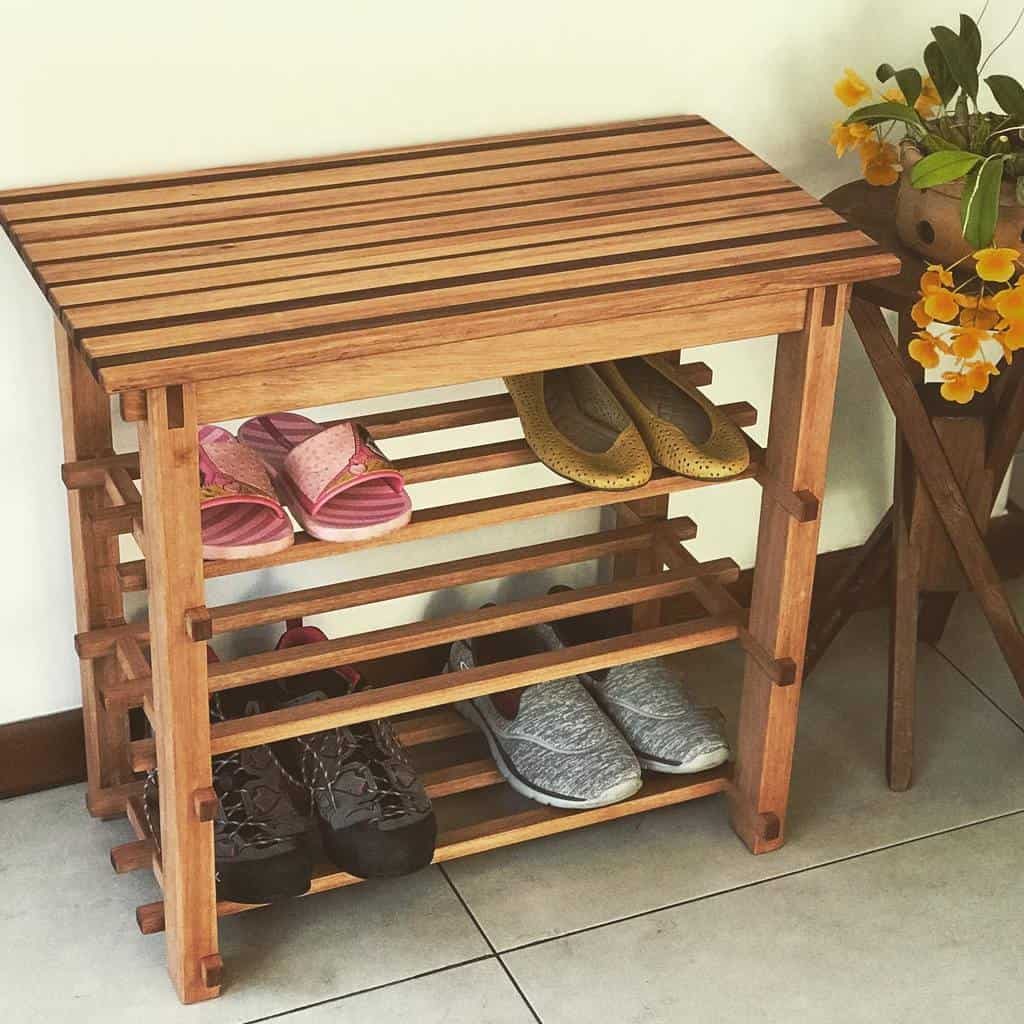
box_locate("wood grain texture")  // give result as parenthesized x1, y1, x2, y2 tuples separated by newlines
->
(136, 385, 220, 1003)
(729, 286, 849, 853)
(0, 116, 896, 395)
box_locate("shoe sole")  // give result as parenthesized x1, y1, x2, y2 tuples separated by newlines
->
(637, 747, 730, 775)
(455, 698, 642, 810)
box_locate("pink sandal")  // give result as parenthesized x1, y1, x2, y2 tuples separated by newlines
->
(237, 413, 412, 543)
(198, 425, 295, 560)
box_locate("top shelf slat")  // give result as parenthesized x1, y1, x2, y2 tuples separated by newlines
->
(0, 115, 897, 394)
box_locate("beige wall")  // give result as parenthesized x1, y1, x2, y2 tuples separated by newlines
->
(0, 0, 1013, 722)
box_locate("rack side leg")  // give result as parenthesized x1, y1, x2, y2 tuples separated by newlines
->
(615, 495, 671, 629)
(729, 286, 848, 854)
(138, 384, 220, 1003)
(53, 320, 132, 809)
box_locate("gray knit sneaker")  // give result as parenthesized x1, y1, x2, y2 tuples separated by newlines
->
(550, 602, 731, 774)
(447, 623, 642, 809)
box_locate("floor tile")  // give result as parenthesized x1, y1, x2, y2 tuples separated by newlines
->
(504, 812, 1024, 1024)
(278, 959, 536, 1023)
(936, 578, 1024, 728)
(445, 608, 1024, 949)
(0, 785, 488, 1023)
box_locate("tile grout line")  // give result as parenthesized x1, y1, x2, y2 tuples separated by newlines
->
(439, 863, 544, 1024)
(241, 949, 496, 1023)
(928, 641, 1024, 736)
(495, 804, 1024, 958)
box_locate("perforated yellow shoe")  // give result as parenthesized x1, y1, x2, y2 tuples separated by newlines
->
(594, 356, 750, 480)
(504, 367, 652, 490)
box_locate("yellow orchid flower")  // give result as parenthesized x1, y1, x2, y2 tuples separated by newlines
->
(965, 361, 999, 394)
(959, 305, 1000, 329)
(949, 325, 990, 359)
(908, 333, 941, 368)
(940, 371, 975, 404)
(830, 121, 874, 157)
(997, 321, 1024, 355)
(882, 86, 905, 104)
(911, 298, 932, 328)
(923, 287, 960, 322)
(834, 68, 871, 107)
(914, 77, 943, 117)
(920, 266, 953, 294)
(861, 141, 901, 186)
(974, 247, 1021, 283)
(993, 286, 1024, 322)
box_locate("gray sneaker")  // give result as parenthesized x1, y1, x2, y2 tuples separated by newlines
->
(550, 602, 731, 774)
(447, 623, 642, 809)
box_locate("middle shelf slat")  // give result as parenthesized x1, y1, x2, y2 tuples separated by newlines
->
(130, 612, 740, 771)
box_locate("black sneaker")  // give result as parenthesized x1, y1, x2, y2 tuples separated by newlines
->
(143, 655, 313, 907)
(143, 740, 313, 905)
(259, 625, 437, 879)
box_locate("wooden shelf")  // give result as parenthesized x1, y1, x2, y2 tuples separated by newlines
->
(132, 726, 731, 935)
(7, 113, 886, 1004)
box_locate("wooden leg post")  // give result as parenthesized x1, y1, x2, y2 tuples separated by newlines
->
(888, 431, 919, 791)
(138, 384, 220, 1003)
(53, 321, 133, 814)
(615, 495, 671, 629)
(729, 286, 847, 853)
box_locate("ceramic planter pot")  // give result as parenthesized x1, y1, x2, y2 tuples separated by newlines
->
(895, 145, 1024, 264)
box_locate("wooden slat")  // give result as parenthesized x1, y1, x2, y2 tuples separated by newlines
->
(51, 189, 818, 306)
(111, 838, 155, 874)
(112, 558, 739, 712)
(40, 173, 799, 287)
(6, 120, 722, 223)
(78, 222, 859, 361)
(187, 517, 698, 639)
(133, 764, 729, 934)
(81, 516, 696, 661)
(27, 155, 772, 263)
(129, 614, 739, 770)
(18, 139, 752, 243)
(67, 204, 842, 331)
(118, 461, 755, 591)
(1, 115, 705, 206)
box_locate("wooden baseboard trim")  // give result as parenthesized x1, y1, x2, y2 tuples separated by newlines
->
(4, 513, 1020, 801)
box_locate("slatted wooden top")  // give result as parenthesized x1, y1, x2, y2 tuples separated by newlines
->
(0, 115, 899, 395)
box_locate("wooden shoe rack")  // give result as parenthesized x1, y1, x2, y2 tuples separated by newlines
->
(0, 114, 898, 1003)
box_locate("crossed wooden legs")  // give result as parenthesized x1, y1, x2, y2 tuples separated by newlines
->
(850, 298, 1024, 790)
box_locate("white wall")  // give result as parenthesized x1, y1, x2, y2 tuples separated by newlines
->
(0, 0, 1014, 723)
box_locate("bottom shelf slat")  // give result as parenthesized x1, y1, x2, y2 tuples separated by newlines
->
(134, 763, 730, 934)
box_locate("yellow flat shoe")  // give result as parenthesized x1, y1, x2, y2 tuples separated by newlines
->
(504, 367, 653, 490)
(594, 356, 750, 480)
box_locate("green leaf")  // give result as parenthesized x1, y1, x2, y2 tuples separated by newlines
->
(932, 24, 979, 100)
(986, 75, 1024, 122)
(876, 63, 923, 108)
(960, 13, 982, 67)
(922, 131, 960, 151)
(910, 149, 982, 188)
(960, 155, 1005, 248)
(846, 101, 924, 129)
(925, 40, 958, 105)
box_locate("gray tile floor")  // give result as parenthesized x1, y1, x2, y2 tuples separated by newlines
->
(3, 600, 1024, 1023)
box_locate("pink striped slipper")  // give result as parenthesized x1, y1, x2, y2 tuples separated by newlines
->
(237, 413, 412, 543)
(198, 424, 294, 560)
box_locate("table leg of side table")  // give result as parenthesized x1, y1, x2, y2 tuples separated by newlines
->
(138, 385, 220, 1004)
(729, 286, 847, 854)
(53, 321, 132, 812)
(888, 430, 920, 792)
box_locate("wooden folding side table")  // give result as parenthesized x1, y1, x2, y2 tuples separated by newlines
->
(812, 182, 1024, 790)
(0, 116, 896, 1003)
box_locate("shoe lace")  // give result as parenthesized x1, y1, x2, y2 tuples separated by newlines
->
(271, 703, 418, 824)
